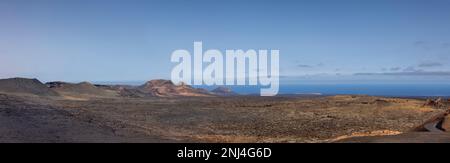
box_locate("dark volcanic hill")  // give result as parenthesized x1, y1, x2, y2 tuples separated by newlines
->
(0, 78, 59, 96)
(46, 81, 118, 98)
(95, 84, 148, 98)
(211, 86, 237, 96)
(137, 79, 212, 97)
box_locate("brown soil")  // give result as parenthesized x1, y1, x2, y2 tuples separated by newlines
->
(0, 93, 445, 143)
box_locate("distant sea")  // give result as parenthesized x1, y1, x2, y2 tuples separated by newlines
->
(196, 84, 450, 97)
(94, 81, 450, 97)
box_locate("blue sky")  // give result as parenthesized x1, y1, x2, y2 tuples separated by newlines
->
(1, 0, 450, 84)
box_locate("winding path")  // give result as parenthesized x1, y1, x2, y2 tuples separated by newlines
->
(423, 119, 445, 132)
(422, 109, 449, 133)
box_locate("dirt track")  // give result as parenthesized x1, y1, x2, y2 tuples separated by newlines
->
(336, 108, 450, 143)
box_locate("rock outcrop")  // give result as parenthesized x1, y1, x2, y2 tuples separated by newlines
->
(137, 79, 212, 97)
(423, 98, 445, 108)
(211, 86, 237, 96)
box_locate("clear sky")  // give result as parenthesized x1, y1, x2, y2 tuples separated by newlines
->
(1, 0, 450, 84)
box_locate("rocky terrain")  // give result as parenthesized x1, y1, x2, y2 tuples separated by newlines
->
(136, 80, 212, 97)
(0, 77, 450, 143)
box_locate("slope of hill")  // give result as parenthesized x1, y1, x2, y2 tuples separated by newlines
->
(46, 81, 118, 98)
(211, 86, 237, 96)
(0, 78, 59, 96)
(100, 85, 150, 98)
(137, 79, 212, 97)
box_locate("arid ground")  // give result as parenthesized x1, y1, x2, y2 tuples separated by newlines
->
(2, 92, 449, 143)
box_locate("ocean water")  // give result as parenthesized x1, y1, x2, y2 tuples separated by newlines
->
(196, 84, 450, 97)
